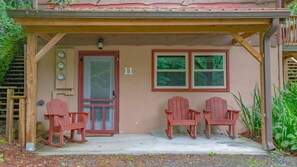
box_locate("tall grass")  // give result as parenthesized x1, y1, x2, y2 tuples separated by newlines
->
(233, 83, 297, 152)
(272, 83, 297, 151)
(232, 86, 262, 137)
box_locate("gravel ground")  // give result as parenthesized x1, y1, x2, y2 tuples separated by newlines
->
(1, 142, 297, 167)
(0, 133, 296, 167)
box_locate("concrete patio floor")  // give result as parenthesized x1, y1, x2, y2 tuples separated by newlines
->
(36, 133, 267, 155)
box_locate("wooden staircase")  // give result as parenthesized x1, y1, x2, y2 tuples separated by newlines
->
(0, 56, 25, 119)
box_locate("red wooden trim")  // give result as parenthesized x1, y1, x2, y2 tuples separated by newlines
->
(114, 53, 120, 133)
(151, 51, 155, 92)
(91, 106, 95, 130)
(102, 106, 106, 131)
(86, 130, 116, 133)
(151, 49, 230, 92)
(225, 50, 230, 92)
(189, 51, 192, 90)
(83, 104, 115, 108)
(83, 98, 114, 102)
(78, 51, 120, 134)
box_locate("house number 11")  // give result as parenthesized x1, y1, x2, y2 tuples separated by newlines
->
(124, 67, 133, 75)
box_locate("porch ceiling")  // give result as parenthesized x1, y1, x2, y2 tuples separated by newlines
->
(8, 9, 290, 33)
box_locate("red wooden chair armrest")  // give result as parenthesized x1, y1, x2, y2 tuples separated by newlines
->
(203, 110, 212, 122)
(189, 109, 201, 120)
(68, 112, 88, 115)
(68, 112, 89, 123)
(227, 110, 239, 113)
(227, 110, 240, 120)
(165, 109, 173, 115)
(189, 109, 200, 114)
(44, 114, 64, 120)
(165, 109, 173, 123)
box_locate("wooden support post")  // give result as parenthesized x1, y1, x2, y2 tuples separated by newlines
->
(26, 33, 37, 151)
(6, 89, 14, 143)
(260, 32, 267, 148)
(18, 98, 26, 148)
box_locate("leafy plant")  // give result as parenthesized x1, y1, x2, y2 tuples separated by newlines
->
(272, 82, 297, 151)
(0, 139, 6, 144)
(0, 1, 25, 85)
(288, 1, 297, 16)
(233, 85, 262, 137)
(0, 153, 3, 163)
(208, 152, 217, 156)
(48, 0, 78, 9)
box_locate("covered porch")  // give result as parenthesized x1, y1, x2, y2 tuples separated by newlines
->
(7, 8, 290, 152)
(36, 134, 266, 155)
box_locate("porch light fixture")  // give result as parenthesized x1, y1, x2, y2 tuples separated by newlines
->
(97, 37, 104, 49)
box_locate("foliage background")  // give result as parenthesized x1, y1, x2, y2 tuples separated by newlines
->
(0, 0, 27, 85)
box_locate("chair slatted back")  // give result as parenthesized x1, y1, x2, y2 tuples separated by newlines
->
(168, 96, 189, 120)
(205, 97, 228, 120)
(46, 99, 71, 127)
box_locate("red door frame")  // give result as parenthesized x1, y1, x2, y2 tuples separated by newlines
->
(78, 51, 119, 134)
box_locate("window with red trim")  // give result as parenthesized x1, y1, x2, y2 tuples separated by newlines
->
(152, 50, 229, 92)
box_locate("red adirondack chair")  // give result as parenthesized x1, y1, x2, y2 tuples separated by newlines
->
(203, 96, 239, 139)
(165, 96, 201, 139)
(41, 99, 88, 147)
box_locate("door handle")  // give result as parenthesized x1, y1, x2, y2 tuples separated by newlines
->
(112, 90, 115, 99)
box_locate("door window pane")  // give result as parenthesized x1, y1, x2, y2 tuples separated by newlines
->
(83, 56, 115, 131)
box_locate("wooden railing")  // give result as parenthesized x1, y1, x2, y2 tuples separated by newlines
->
(282, 16, 297, 44)
(5, 88, 26, 148)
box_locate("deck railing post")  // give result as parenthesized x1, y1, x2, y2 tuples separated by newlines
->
(5, 88, 14, 143)
(19, 98, 26, 148)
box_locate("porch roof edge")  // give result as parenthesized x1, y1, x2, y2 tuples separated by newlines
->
(7, 9, 290, 19)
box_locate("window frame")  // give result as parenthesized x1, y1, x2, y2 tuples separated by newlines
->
(191, 52, 227, 90)
(152, 49, 229, 92)
(152, 52, 189, 90)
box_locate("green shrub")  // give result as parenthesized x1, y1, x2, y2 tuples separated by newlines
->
(0, 0, 25, 85)
(234, 83, 297, 152)
(272, 83, 297, 151)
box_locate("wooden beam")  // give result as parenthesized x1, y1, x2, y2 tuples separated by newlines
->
(232, 32, 256, 45)
(35, 33, 65, 62)
(14, 18, 272, 26)
(26, 33, 37, 151)
(231, 32, 263, 63)
(24, 25, 270, 33)
(37, 33, 52, 42)
(283, 51, 297, 59)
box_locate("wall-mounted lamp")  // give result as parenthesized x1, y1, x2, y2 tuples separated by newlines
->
(97, 37, 104, 50)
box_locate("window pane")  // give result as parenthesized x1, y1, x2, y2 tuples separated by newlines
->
(194, 71, 224, 87)
(194, 55, 223, 70)
(157, 56, 186, 70)
(157, 72, 186, 86)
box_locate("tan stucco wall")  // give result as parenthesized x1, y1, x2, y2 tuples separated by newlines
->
(37, 44, 280, 135)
